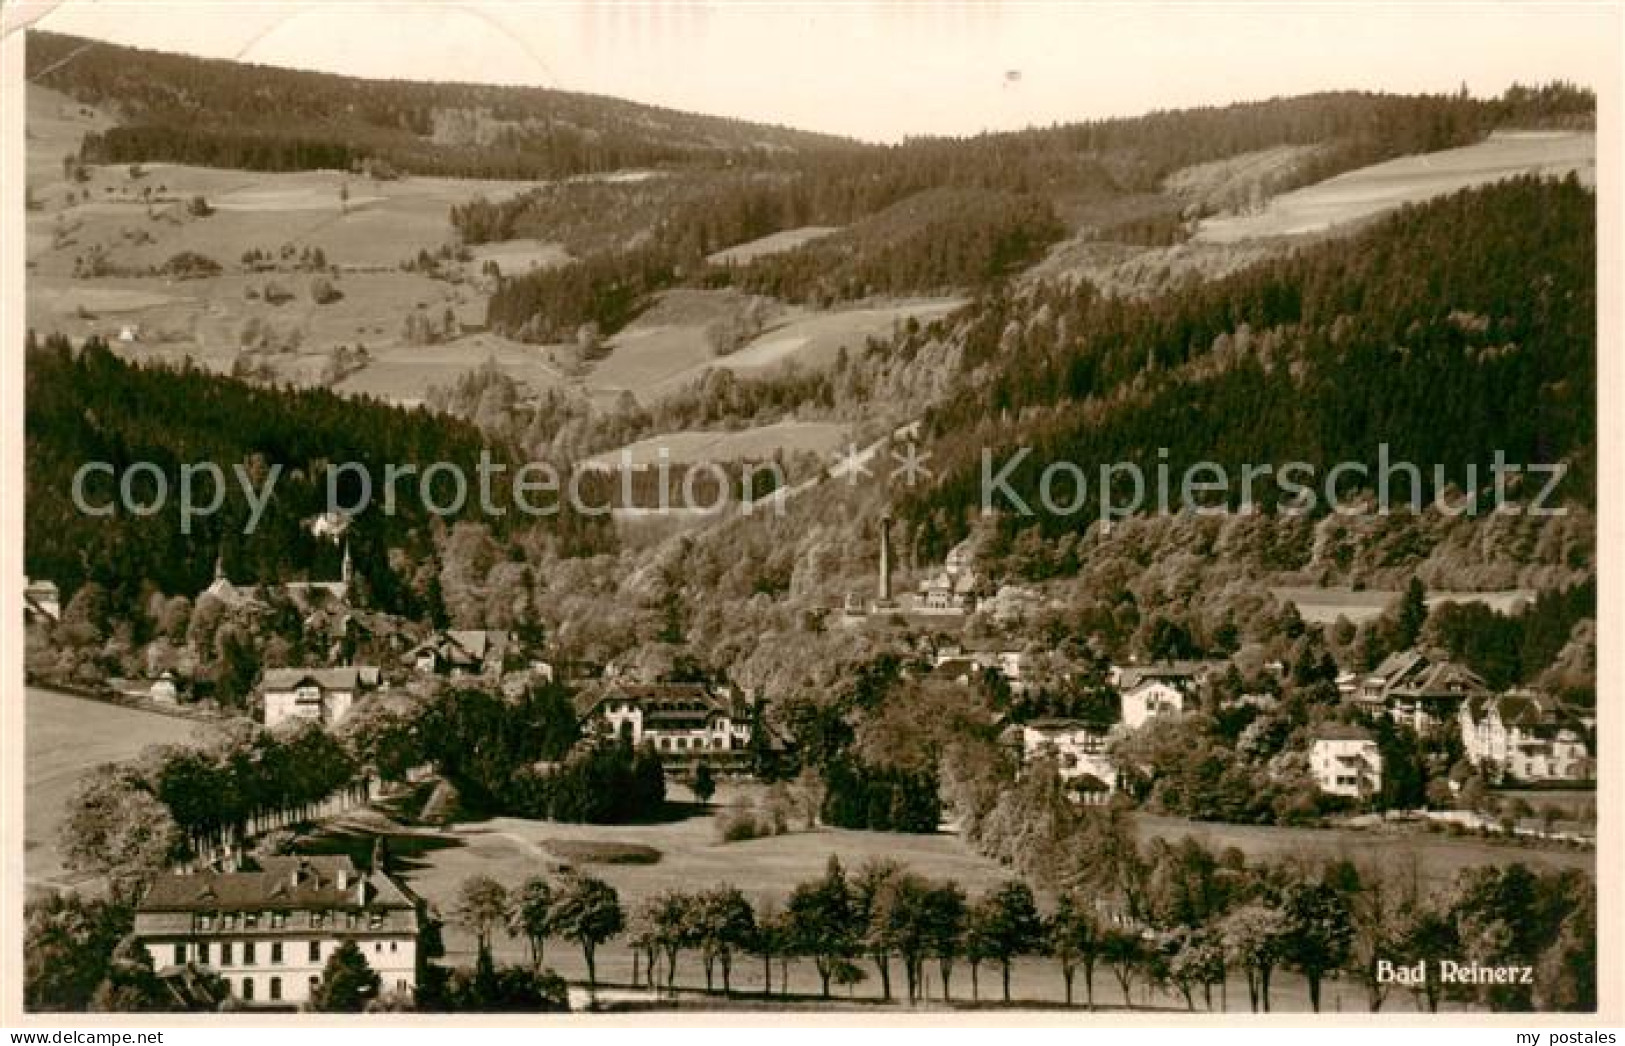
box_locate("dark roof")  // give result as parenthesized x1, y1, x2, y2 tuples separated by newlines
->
(1024, 718, 1099, 734)
(577, 682, 729, 720)
(1117, 660, 1225, 690)
(1368, 649, 1425, 683)
(409, 629, 508, 666)
(139, 857, 414, 913)
(1313, 723, 1375, 743)
(1392, 660, 1487, 699)
(260, 666, 377, 691)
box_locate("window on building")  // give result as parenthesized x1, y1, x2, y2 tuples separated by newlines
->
(221, 942, 233, 966)
(244, 914, 258, 930)
(242, 977, 254, 1002)
(269, 977, 282, 1002)
(244, 942, 257, 966)
(309, 976, 320, 993)
(309, 941, 321, 962)
(221, 914, 236, 930)
(174, 943, 186, 965)
(271, 942, 283, 965)
(369, 912, 384, 929)
(311, 911, 327, 929)
(271, 912, 286, 929)
(390, 942, 398, 953)
(198, 915, 213, 931)
(197, 942, 210, 966)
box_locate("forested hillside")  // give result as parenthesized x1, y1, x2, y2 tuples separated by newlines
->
(27, 30, 854, 180)
(902, 175, 1596, 559)
(24, 334, 612, 622)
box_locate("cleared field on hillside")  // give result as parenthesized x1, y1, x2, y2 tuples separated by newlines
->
(583, 420, 850, 469)
(25, 86, 116, 192)
(334, 332, 570, 406)
(26, 687, 222, 893)
(467, 238, 573, 273)
(592, 293, 963, 402)
(719, 300, 958, 374)
(707, 226, 841, 264)
(1195, 131, 1595, 243)
(1270, 586, 1534, 625)
(1164, 144, 1324, 198)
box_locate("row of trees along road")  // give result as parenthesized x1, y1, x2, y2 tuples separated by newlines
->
(438, 841, 1594, 1012)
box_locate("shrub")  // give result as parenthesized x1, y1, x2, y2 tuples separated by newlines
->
(541, 839, 660, 865)
(311, 277, 343, 305)
(159, 251, 222, 280)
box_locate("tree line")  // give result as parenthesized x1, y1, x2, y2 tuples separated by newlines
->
(430, 823, 1591, 1012)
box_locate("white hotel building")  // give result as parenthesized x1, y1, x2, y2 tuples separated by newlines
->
(133, 856, 422, 1008)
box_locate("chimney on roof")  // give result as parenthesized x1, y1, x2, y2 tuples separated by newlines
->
(878, 512, 893, 604)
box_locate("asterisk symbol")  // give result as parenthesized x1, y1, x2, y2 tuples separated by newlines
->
(890, 442, 933, 487)
(831, 442, 872, 486)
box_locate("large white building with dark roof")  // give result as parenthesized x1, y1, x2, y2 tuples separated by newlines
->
(577, 682, 752, 762)
(133, 856, 422, 1008)
(259, 666, 380, 729)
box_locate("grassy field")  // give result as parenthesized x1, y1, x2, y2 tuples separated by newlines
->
(25, 687, 222, 893)
(707, 226, 841, 265)
(1269, 586, 1534, 625)
(297, 792, 1541, 1011)
(1194, 131, 1595, 243)
(592, 292, 964, 403)
(466, 239, 573, 274)
(582, 420, 850, 469)
(1132, 814, 1592, 891)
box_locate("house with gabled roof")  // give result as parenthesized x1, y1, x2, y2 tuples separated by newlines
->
(1357, 650, 1487, 733)
(405, 629, 513, 678)
(1015, 718, 1116, 801)
(577, 681, 752, 764)
(1112, 660, 1223, 730)
(259, 666, 379, 729)
(1459, 690, 1593, 783)
(23, 577, 60, 624)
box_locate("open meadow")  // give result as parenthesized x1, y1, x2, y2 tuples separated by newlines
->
(284, 777, 1590, 1012)
(590, 291, 965, 403)
(706, 226, 842, 265)
(1270, 586, 1535, 625)
(25, 687, 221, 894)
(1195, 131, 1595, 243)
(581, 420, 851, 469)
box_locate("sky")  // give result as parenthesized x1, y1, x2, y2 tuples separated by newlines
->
(15, 1, 1623, 143)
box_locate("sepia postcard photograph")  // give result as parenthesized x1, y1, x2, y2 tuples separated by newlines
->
(1, 0, 1620, 1029)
